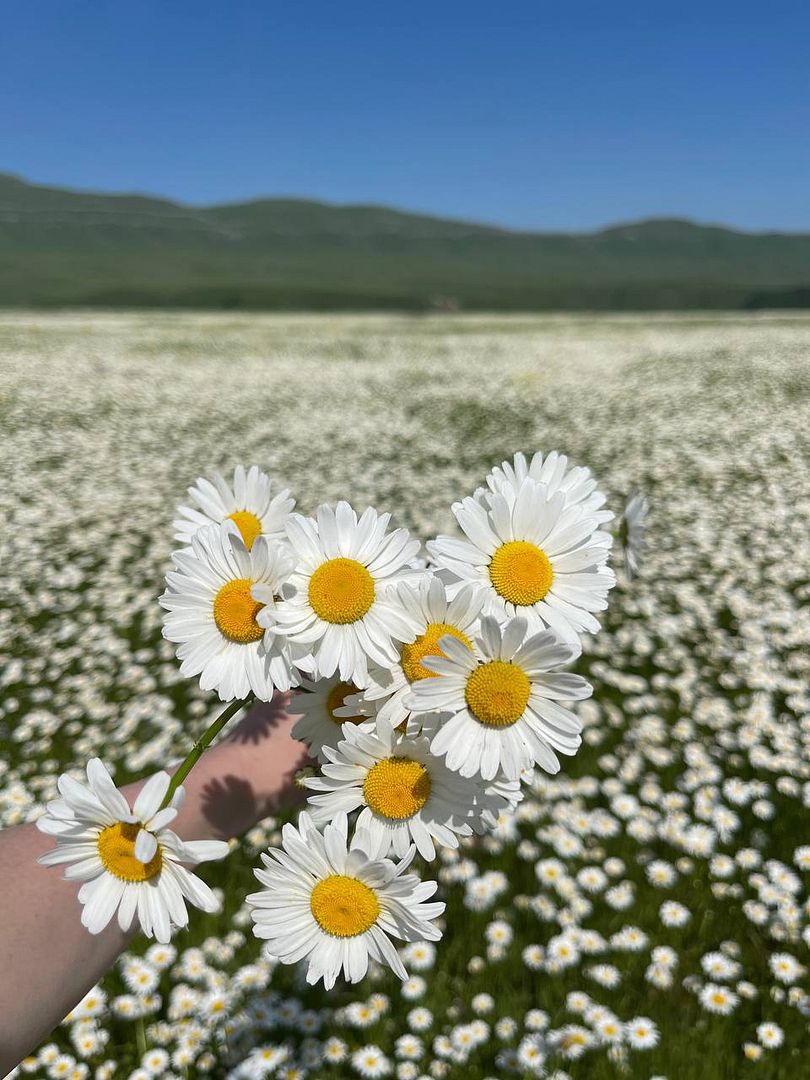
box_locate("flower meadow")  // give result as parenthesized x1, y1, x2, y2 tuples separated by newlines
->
(1, 312, 809, 1080)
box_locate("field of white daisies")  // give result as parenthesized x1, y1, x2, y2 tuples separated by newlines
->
(1, 311, 809, 1080)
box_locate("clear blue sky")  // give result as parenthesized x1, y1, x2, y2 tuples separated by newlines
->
(1, 1, 808, 231)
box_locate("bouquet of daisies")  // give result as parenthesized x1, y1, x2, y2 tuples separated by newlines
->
(37, 454, 633, 990)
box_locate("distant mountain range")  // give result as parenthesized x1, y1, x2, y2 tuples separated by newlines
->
(1, 173, 809, 311)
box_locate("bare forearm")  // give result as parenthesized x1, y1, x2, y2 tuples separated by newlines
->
(0, 695, 307, 1072)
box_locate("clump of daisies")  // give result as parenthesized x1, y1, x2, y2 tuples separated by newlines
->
(38, 454, 622, 987)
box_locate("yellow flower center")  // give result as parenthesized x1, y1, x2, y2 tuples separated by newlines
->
(488, 540, 553, 606)
(310, 875, 380, 937)
(213, 578, 265, 644)
(464, 660, 531, 727)
(400, 622, 472, 683)
(325, 681, 366, 725)
(308, 558, 375, 624)
(227, 510, 263, 550)
(562, 1033, 586, 1049)
(363, 757, 432, 819)
(97, 822, 162, 882)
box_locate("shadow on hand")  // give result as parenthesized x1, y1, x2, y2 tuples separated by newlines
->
(198, 774, 272, 839)
(221, 692, 299, 746)
(198, 693, 309, 839)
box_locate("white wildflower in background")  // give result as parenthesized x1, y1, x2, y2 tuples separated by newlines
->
(699, 984, 739, 1015)
(756, 1022, 784, 1048)
(769, 952, 805, 984)
(659, 901, 691, 927)
(401, 976, 427, 1000)
(351, 1045, 392, 1077)
(516, 1034, 547, 1074)
(625, 1017, 659, 1049)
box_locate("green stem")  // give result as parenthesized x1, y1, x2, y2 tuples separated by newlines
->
(160, 694, 253, 810)
(136, 1015, 147, 1057)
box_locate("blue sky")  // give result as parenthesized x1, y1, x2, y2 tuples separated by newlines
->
(1, 1, 808, 230)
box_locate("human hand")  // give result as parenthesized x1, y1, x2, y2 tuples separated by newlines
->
(167, 690, 310, 843)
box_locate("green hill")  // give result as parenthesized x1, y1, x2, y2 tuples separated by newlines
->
(1, 173, 809, 310)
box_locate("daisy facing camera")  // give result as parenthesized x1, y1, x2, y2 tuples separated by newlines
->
(247, 812, 444, 988)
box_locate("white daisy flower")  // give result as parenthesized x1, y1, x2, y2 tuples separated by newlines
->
(769, 952, 805, 984)
(247, 812, 444, 989)
(625, 1017, 659, 1049)
(552, 1025, 593, 1058)
(289, 677, 376, 763)
(160, 523, 299, 702)
(303, 722, 501, 860)
(517, 1034, 547, 1074)
(173, 464, 295, 551)
(756, 1022, 784, 1049)
(267, 502, 422, 686)
(699, 983, 739, 1014)
(36, 759, 228, 943)
(428, 477, 614, 644)
(620, 492, 649, 580)
(351, 577, 485, 737)
(596, 1015, 624, 1044)
(404, 615, 591, 780)
(351, 1046, 392, 1079)
(407, 1007, 433, 1032)
(482, 450, 613, 524)
(323, 1038, 348, 1063)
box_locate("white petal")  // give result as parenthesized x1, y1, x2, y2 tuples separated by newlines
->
(134, 829, 159, 864)
(133, 772, 171, 823)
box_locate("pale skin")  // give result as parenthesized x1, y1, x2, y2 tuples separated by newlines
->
(0, 692, 308, 1073)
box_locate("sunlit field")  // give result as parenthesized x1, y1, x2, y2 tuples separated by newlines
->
(1, 311, 808, 1080)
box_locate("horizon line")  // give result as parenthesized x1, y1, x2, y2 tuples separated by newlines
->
(3, 171, 809, 240)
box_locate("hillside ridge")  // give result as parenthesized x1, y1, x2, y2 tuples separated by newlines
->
(1, 174, 809, 310)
